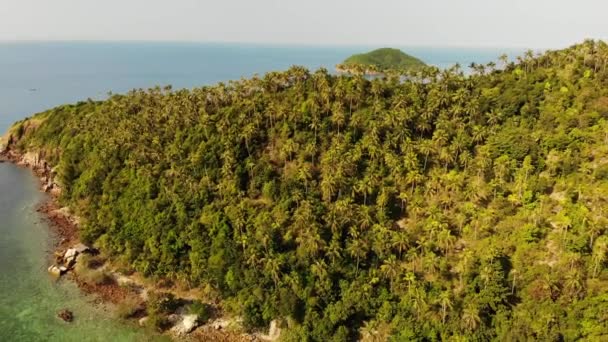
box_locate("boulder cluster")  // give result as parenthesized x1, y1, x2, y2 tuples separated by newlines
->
(47, 243, 92, 278)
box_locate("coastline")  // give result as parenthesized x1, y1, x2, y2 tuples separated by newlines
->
(0, 145, 275, 341)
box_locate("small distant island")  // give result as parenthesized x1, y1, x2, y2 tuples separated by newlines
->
(336, 47, 426, 74)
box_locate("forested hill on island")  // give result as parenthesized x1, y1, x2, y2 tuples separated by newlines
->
(4, 40, 608, 340)
(337, 48, 426, 74)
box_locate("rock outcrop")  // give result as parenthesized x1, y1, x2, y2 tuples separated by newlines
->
(48, 243, 93, 278)
(0, 135, 9, 155)
(57, 309, 74, 322)
(171, 314, 200, 336)
(63, 243, 92, 269)
(50, 207, 80, 229)
(48, 265, 67, 278)
(257, 319, 282, 341)
(138, 316, 149, 327)
(267, 319, 282, 341)
(2, 145, 62, 196)
(64, 248, 78, 268)
(73, 243, 90, 254)
(20, 151, 44, 169)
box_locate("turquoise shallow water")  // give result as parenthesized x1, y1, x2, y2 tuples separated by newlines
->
(0, 163, 167, 341)
(0, 42, 525, 341)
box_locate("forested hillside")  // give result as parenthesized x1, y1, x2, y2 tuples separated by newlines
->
(7, 40, 608, 340)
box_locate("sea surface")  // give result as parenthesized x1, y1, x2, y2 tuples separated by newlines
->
(0, 42, 525, 341)
(0, 163, 168, 341)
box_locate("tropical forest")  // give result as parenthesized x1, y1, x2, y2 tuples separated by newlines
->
(6, 40, 608, 341)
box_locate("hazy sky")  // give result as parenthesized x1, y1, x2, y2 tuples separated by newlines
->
(1, 0, 606, 48)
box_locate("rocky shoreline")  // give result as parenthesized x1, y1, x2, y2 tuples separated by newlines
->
(0, 141, 280, 342)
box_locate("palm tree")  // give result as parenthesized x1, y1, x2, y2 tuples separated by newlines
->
(418, 139, 435, 171)
(509, 269, 518, 294)
(499, 54, 509, 69)
(296, 229, 325, 260)
(461, 304, 481, 332)
(353, 177, 374, 205)
(261, 254, 282, 287)
(320, 174, 336, 202)
(486, 61, 496, 72)
(405, 169, 423, 194)
(411, 287, 428, 320)
(391, 231, 410, 258)
(592, 236, 608, 277)
(439, 291, 453, 324)
(357, 206, 375, 231)
(297, 164, 312, 193)
(380, 255, 401, 287)
(347, 238, 369, 274)
(331, 102, 346, 134)
(439, 147, 455, 170)
(471, 125, 487, 143)
(404, 271, 417, 294)
(397, 191, 409, 212)
(326, 238, 343, 265)
(587, 220, 604, 250)
(280, 138, 298, 165)
(553, 211, 572, 242)
(563, 268, 583, 299)
(524, 49, 535, 72)
(309, 115, 321, 144)
(437, 228, 456, 255)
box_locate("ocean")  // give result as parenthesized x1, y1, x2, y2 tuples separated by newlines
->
(0, 42, 525, 341)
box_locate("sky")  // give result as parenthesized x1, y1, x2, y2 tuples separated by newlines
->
(1, 0, 606, 48)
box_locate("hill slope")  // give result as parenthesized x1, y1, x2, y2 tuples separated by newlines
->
(338, 47, 426, 73)
(5, 41, 608, 340)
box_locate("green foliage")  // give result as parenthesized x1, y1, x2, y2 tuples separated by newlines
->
(89, 271, 114, 286)
(186, 301, 212, 323)
(146, 312, 171, 332)
(12, 40, 608, 340)
(147, 292, 181, 315)
(116, 296, 143, 319)
(15, 123, 25, 140)
(145, 291, 181, 332)
(341, 48, 426, 72)
(75, 256, 114, 285)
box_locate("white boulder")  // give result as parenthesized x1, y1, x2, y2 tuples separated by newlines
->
(73, 243, 90, 254)
(138, 316, 149, 327)
(171, 314, 199, 336)
(64, 248, 78, 267)
(48, 265, 64, 277)
(63, 244, 91, 268)
(268, 319, 282, 340)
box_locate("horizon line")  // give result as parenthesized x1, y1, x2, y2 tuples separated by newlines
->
(0, 38, 556, 50)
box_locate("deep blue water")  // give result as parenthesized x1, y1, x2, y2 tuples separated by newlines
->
(0, 42, 525, 132)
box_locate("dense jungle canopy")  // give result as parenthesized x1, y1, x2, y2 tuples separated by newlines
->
(8, 40, 608, 341)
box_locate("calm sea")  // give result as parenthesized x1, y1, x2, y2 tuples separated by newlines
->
(0, 42, 524, 341)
